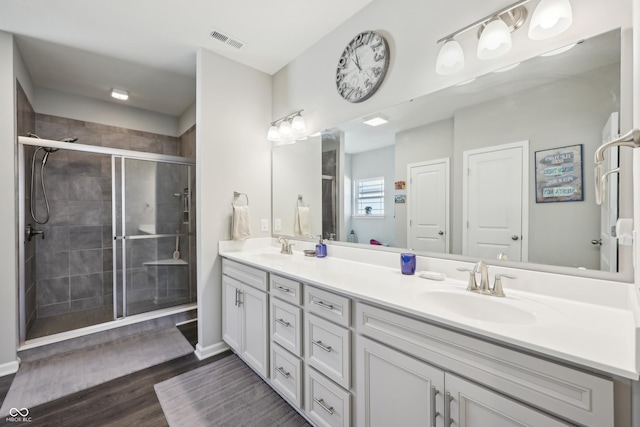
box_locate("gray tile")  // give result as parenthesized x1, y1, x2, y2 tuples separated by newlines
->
(70, 249, 103, 275)
(36, 277, 70, 305)
(69, 176, 102, 201)
(36, 251, 69, 280)
(35, 120, 69, 141)
(36, 225, 69, 253)
(43, 201, 70, 226)
(102, 200, 112, 226)
(103, 226, 114, 249)
(70, 272, 103, 300)
(37, 301, 70, 318)
(129, 135, 156, 153)
(69, 226, 103, 250)
(102, 132, 130, 150)
(68, 151, 102, 177)
(34, 173, 69, 201)
(68, 201, 102, 225)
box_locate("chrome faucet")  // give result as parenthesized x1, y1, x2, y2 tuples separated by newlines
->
(457, 261, 515, 297)
(276, 237, 294, 254)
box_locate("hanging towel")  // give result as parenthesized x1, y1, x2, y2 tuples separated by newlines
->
(231, 205, 251, 240)
(294, 206, 311, 237)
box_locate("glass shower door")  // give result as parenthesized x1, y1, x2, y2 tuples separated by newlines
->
(114, 157, 193, 317)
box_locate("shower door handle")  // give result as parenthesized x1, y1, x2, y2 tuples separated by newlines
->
(25, 224, 45, 242)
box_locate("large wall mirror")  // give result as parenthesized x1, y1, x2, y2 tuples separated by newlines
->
(272, 28, 633, 281)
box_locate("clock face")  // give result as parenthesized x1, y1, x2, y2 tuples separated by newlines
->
(336, 31, 390, 103)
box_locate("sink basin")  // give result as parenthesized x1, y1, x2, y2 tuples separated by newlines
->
(414, 290, 544, 325)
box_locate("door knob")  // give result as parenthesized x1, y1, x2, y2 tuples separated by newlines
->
(438, 231, 444, 235)
(511, 235, 519, 241)
(591, 239, 602, 246)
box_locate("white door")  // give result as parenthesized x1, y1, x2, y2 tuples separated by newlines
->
(599, 112, 619, 272)
(241, 284, 268, 377)
(407, 159, 449, 253)
(463, 142, 528, 262)
(222, 275, 242, 353)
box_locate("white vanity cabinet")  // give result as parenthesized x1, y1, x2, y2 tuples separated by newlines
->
(357, 336, 570, 427)
(356, 302, 614, 427)
(222, 259, 269, 378)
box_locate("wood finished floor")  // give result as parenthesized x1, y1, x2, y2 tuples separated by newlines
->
(0, 321, 231, 427)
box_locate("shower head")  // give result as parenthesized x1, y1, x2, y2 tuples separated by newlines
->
(60, 137, 78, 143)
(27, 132, 40, 138)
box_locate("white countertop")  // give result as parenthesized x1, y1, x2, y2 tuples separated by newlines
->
(219, 241, 639, 380)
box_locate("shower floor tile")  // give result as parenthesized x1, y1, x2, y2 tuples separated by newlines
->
(27, 306, 113, 340)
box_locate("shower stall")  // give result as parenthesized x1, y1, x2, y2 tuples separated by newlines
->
(18, 135, 196, 342)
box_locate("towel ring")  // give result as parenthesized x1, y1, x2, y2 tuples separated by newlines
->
(297, 194, 306, 207)
(233, 191, 249, 206)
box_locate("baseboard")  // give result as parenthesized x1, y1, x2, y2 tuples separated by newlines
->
(195, 341, 229, 360)
(0, 359, 19, 377)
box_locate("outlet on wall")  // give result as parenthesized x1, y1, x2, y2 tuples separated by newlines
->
(274, 219, 282, 231)
(261, 219, 269, 232)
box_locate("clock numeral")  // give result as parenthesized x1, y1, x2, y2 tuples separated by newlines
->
(374, 51, 385, 62)
(352, 89, 363, 101)
(372, 67, 383, 77)
(337, 55, 348, 69)
(370, 36, 383, 49)
(336, 73, 345, 83)
(337, 82, 349, 95)
(364, 79, 373, 91)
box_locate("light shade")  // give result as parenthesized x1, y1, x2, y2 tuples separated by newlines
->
(436, 39, 465, 75)
(279, 120, 292, 137)
(111, 88, 129, 100)
(267, 125, 280, 141)
(528, 0, 573, 40)
(291, 114, 306, 133)
(477, 18, 512, 59)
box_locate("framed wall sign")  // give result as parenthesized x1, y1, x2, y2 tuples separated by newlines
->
(535, 144, 583, 203)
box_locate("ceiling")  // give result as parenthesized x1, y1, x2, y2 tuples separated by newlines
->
(0, 0, 373, 117)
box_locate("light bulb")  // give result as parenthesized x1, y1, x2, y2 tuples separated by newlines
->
(477, 18, 512, 60)
(436, 39, 465, 75)
(529, 0, 573, 40)
(291, 115, 306, 133)
(279, 120, 292, 137)
(267, 125, 280, 141)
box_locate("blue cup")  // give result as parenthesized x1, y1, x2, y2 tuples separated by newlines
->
(400, 253, 416, 275)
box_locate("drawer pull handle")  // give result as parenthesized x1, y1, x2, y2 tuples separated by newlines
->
(276, 318, 291, 327)
(445, 391, 453, 426)
(312, 340, 332, 352)
(431, 386, 440, 427)
(313, 397, 334, 415)
(312, 300, 334, 311)
(276, 366, 290, 378)
(276, 285, 292, 294)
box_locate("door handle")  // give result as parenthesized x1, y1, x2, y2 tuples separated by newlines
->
(438, 231, 444, 235)
(511, 235, 519, 241)
(591, 239, 602, 246)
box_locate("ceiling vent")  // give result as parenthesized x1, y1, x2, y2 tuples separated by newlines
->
(209, 29, 245, 50)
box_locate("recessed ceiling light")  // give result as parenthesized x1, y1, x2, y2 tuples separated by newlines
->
(363, 116, 388, 127)
(111, 88, 129, 100)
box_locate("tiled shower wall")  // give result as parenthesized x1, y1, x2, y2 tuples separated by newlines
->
(30, 114, 196, 319)
(16, 82, 37, 332)
(179, 125, 197, 301)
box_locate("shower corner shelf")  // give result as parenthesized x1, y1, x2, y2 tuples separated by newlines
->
(143, 259, 188, 266)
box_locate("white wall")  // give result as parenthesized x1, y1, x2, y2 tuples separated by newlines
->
(0, 31, 18, 375)
(272, 0, 630, 137)
(349, 145, 395, 246)
(195, 47, 271, 358)
(33, 87, 180, 137)
(178, 102, 196, 136)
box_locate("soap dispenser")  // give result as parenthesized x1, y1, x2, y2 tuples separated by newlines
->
(316, 236, 327, 258)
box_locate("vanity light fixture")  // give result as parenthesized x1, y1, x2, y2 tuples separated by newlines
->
(111, 88, 129, 100)
(540, 41, 579, 57)
(493, 62, 521, 73)
(435, 0, 573, 74)
(267, 109, 306, 142)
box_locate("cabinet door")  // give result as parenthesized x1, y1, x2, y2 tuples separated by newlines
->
(357, 336, 445, 427)
(222, 275, 242, 353)
(445, 373, 571, 427)
(242, 284, 269, 378)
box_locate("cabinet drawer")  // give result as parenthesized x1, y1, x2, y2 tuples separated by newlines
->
(270, 274, 302, 305)
(222, 258, 268, 292)
(306, 313, 350, 389)
(306, 367, 351, 427)
(305, 286, 350, 327)
(356, 302, 614, 427)
(271, 343, 303, 409)
(271, 298, 303, 357)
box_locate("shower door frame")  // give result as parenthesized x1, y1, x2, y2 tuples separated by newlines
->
(17, 136, 195, 344)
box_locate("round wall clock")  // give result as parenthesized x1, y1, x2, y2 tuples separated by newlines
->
(335, 30, 390, 103)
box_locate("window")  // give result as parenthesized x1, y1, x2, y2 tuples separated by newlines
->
(354, 177, 384, 216)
